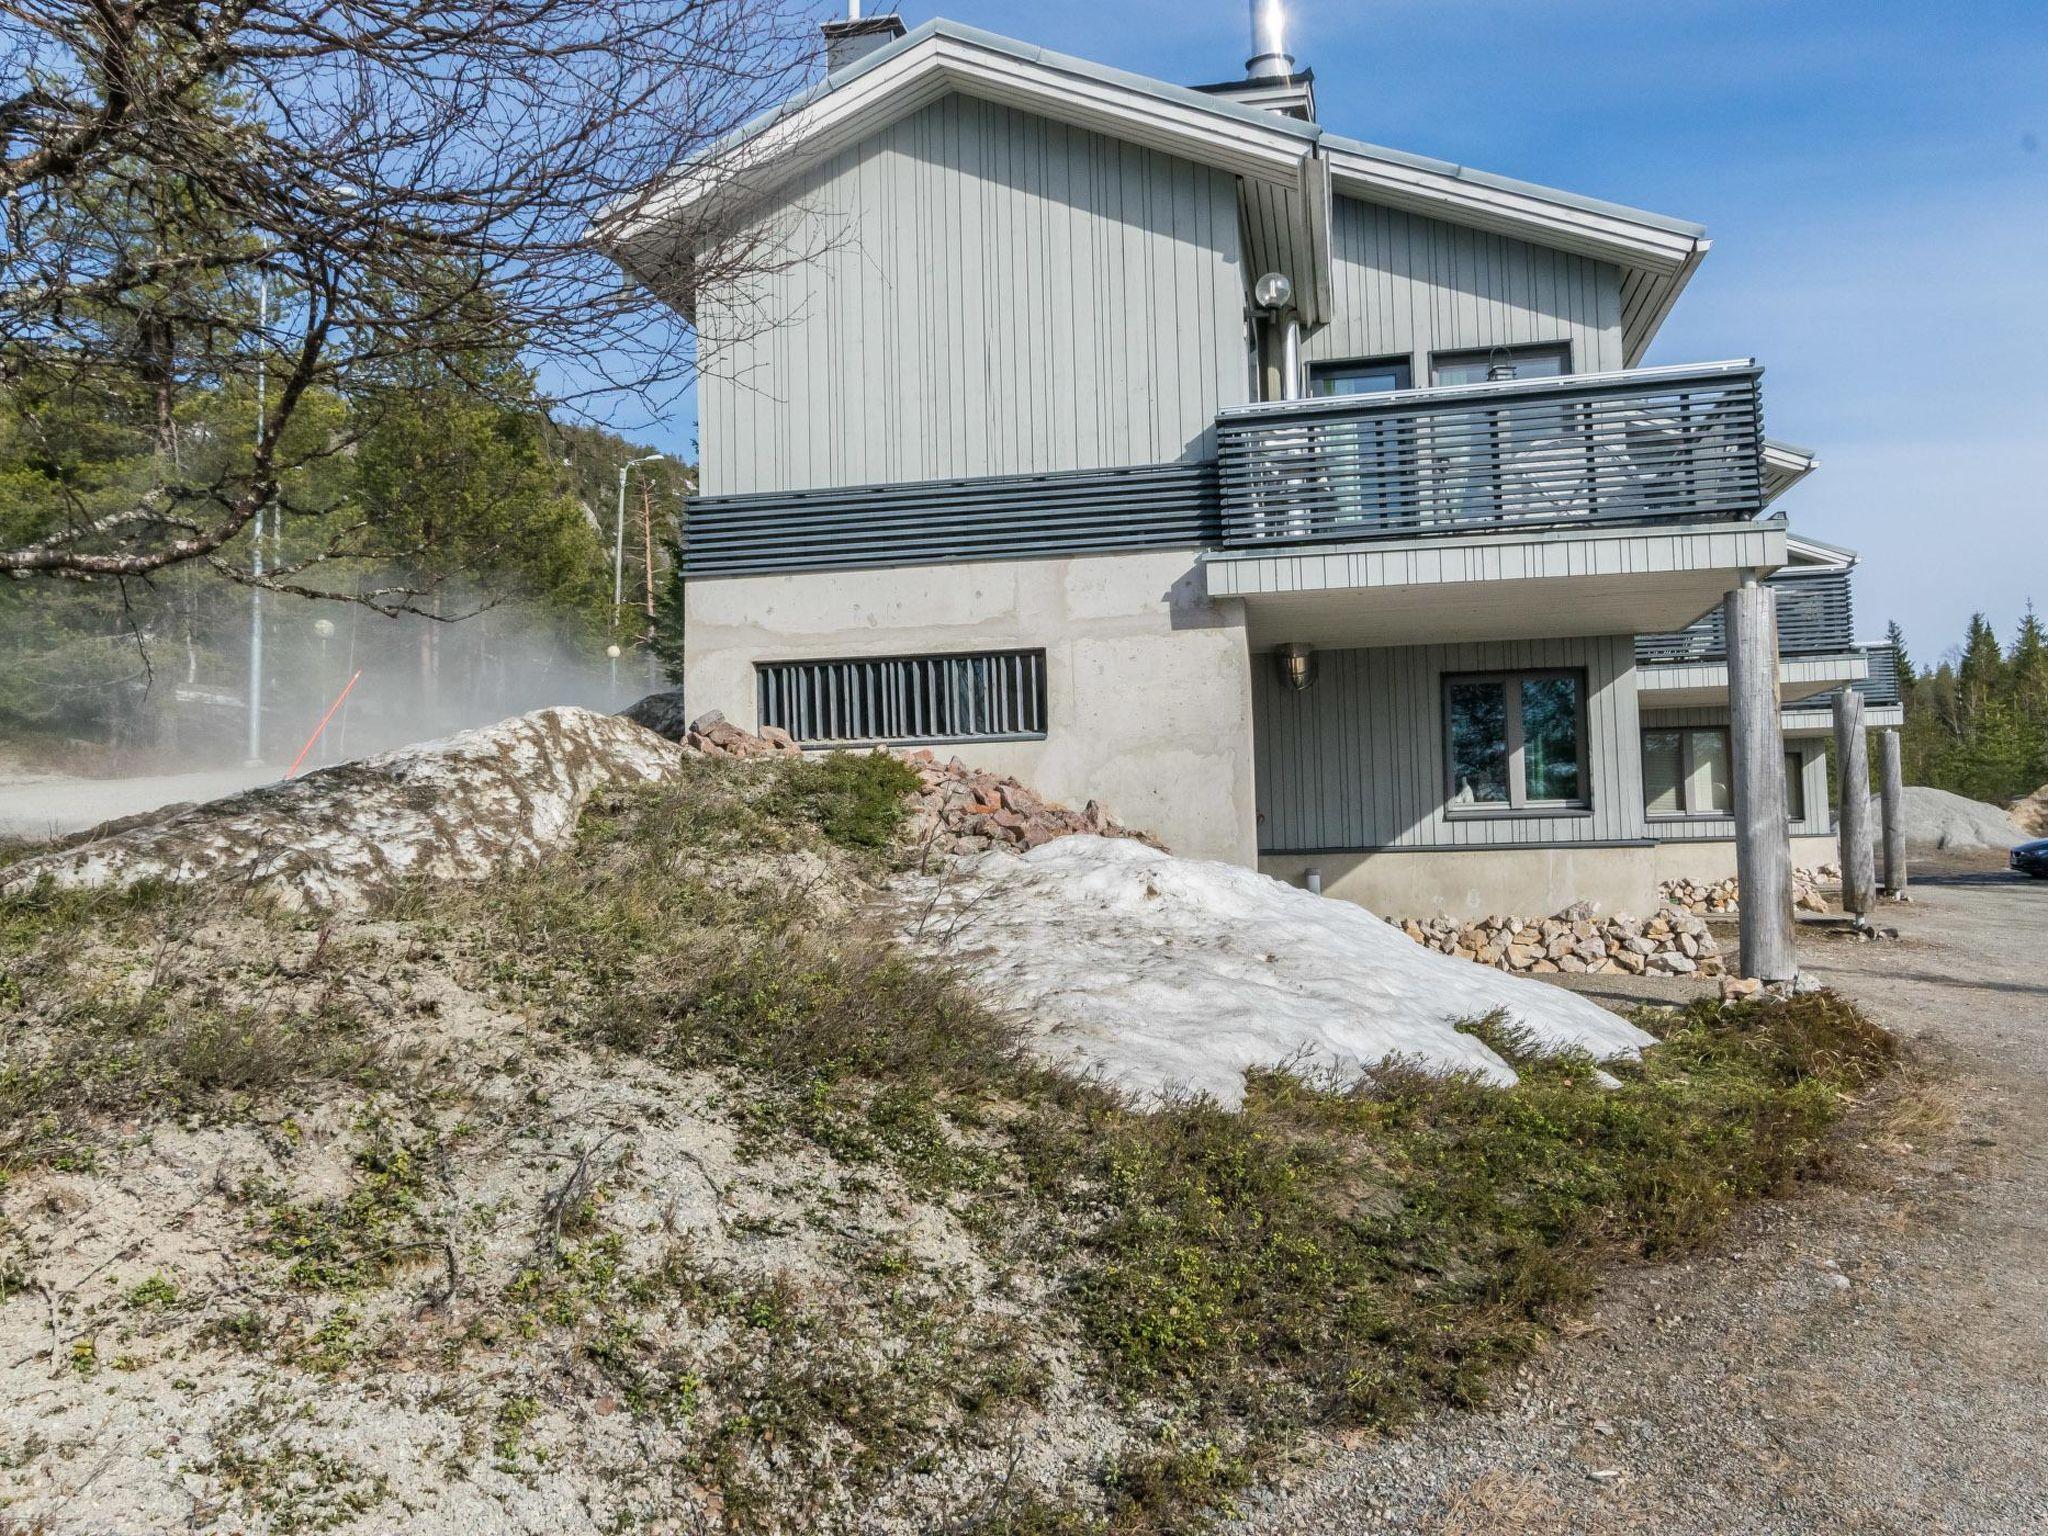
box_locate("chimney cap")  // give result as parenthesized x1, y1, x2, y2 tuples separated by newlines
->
(820, 11, 906, 73)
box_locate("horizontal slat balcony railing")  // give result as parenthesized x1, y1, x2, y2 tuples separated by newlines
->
(683, 460, 1220, 577)
(1216, 360, 1766, 550)
(1800, 645, 1903, 713)
(1635, 567, 1854, 665)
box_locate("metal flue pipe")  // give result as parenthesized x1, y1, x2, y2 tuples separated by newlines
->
(1248, 0, 1295, 76)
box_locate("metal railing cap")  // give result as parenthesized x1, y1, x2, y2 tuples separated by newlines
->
(1216, 358, 1762, 423)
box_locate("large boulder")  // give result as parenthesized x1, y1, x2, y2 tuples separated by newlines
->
(0, 708, 682, 910)
(1867, 785, 2024, 851)
(619, 688, 693, 742)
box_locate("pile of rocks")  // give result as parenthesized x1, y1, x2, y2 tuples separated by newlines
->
(898, 750, 1162, 861)
(626, 702, 1162, 861)
(679, 711, 802, 760)
(1659, 865, 1840, 917)
(1393, 901, 1725, 979)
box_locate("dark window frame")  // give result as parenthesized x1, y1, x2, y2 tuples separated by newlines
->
(1642, 725, 1734, 819)
(756, 649, 1049, 748)
(1784, 746, 1809, 824)
(1307, 354, 1415, 397)
(1441, 667, 1592, 817)
(1428, 341, 1574, 387)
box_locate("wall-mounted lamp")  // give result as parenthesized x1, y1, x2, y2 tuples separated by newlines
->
(1276, 642, 1317, 691)
(1253, 271, 1295, 313)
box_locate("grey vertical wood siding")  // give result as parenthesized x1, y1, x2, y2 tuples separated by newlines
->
(1638, 705, 1833, 838)
(1305, 197, 1626, 378)
(697, 93, 1250, 496)
(1252, 635, 1646, 853)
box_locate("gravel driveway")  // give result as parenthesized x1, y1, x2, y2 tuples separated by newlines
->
(1234, 857, 2048, 1534)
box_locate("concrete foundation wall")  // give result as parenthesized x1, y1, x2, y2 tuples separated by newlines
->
(682, 550, 1258, 865)
(1261, 845, 1660, 920)
(1648, 835, 1841, 887)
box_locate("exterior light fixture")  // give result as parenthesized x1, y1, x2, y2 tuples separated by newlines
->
(1253, 271, 1295, 313)
(1277, 642, 1317, 691)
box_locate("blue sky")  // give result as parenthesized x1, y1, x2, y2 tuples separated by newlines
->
(660, 0, 2048, 659)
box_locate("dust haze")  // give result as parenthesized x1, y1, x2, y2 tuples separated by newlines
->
(0, 578, 668, 833)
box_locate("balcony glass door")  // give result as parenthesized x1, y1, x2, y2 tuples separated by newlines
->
(1427, 345, 1571, 527)
(1307, 356, 1415, 536)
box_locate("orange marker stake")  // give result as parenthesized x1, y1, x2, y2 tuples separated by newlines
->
(286, 670, 363, 780)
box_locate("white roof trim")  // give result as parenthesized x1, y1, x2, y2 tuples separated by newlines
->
(1784, 531, 1857, 569)
(1319, 139, 1704, 274)
(599, 20, 1713, 360)
(603, 23, 1316, 255)
(1762, 439, 1820, 505)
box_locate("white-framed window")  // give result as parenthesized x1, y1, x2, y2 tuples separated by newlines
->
(1643, 726, 1732, 817)
(1444, 670, 1589, 813)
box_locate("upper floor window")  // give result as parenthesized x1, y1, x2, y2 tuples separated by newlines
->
(1430, 343, 1571, 388)
(1309, 356, 1413, 396)
(1444, 670, 1588, 813)
(758, 650, 1047, 747)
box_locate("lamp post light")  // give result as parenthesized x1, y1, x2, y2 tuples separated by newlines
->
(615, 455, 665, 609)
(607, 642, 622, 701)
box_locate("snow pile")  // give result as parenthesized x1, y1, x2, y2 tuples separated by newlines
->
(901, 837, 1655, 1105)
(0, 707, 682, 910)
(1869, 785, 2024, 850)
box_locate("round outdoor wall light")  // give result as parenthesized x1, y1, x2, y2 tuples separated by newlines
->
(1253, 271, 1295, 313)
(1276, 642, 1317, 692)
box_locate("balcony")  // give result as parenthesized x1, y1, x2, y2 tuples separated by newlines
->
(1785, 645, 1905, 732)
(1215, 360, 1766, 549)
(1635, 567, 1852, 664)
(1634, 567, 1865, 708)
(1204, 361, 1782, 649)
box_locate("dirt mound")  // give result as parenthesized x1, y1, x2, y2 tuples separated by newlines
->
(0, 708, 682, 910)
(2010, 783, 2048, 838)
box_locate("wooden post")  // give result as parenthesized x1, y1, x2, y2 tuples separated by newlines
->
(1879, 726, 1907, 898)
(1834, 691, 1877, 915)
(1727, 579, 1798, 981)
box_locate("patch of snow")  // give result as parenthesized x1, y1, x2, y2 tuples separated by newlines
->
(900, 837, 1655, 1107)
(1869, 785, 2023, 850)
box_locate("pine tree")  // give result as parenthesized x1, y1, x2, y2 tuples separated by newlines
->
(1885, 619, 1916, 691)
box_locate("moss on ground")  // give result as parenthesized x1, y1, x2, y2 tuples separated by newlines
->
(0, 749, 1902, 1532)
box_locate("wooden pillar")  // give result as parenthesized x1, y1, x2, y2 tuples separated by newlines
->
(1879, 726, 1908, 898)
(1834, 691, 1877, 915)
(1727, 579, 1798, 981)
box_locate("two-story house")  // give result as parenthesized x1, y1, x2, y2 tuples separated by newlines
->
(598, 8, 1895, 920)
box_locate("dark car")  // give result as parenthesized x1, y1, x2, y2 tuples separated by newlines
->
(2012, 839, 2048, 878)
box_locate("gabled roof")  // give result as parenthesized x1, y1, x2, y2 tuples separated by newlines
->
(1785, 531, 1857, 569)
(1762, 439, 1820, 504)
(599, 18, 1709, 359)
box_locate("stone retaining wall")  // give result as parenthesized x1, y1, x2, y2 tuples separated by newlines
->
(1660, 865, 1841, 916)
(1393, 901, 1725, 978)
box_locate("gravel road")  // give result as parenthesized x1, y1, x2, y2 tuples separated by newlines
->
(1234, 856, 2048, 1534)
(0, 766, 279, 840)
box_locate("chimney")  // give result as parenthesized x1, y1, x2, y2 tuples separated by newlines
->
(1246, 0, 1295, 78)
(821, 3, 906, 74)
